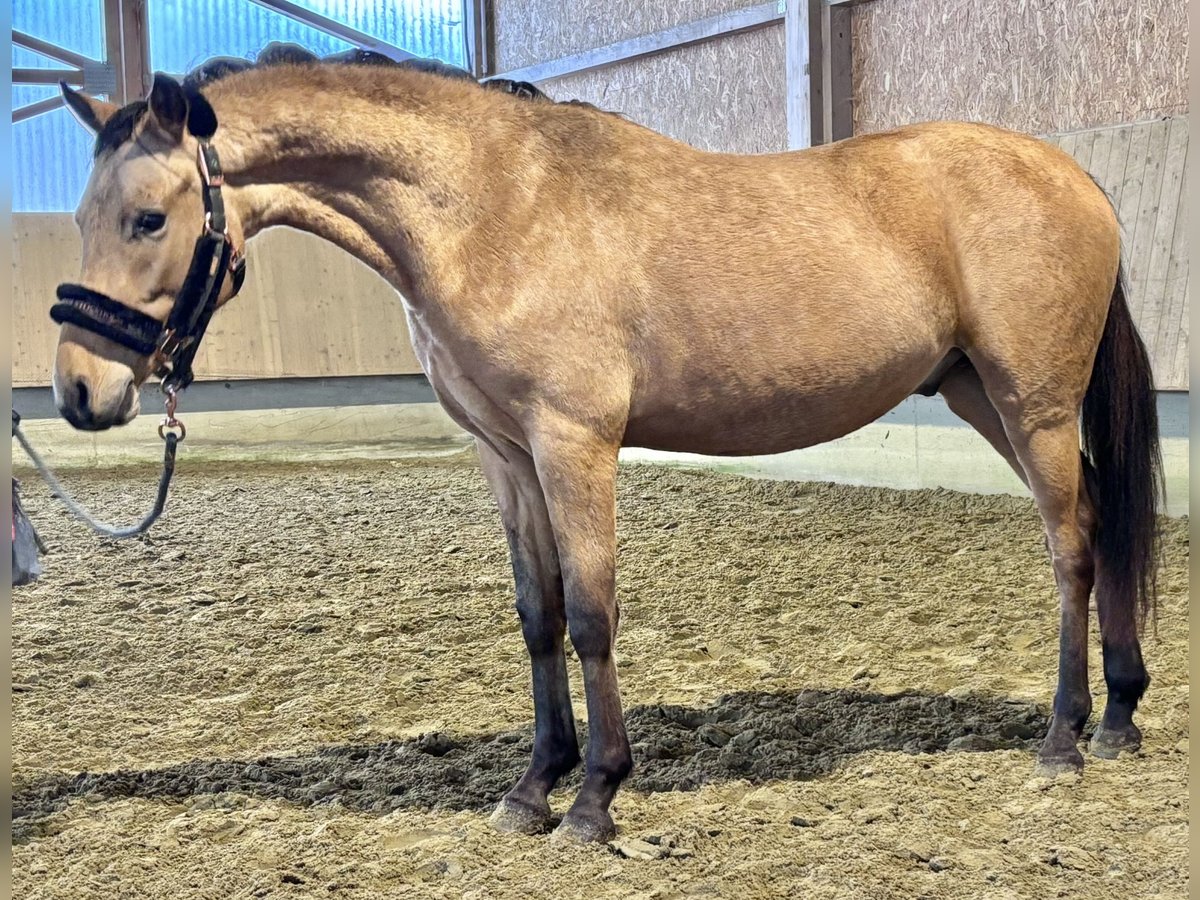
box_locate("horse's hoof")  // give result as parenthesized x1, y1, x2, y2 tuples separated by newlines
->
(1033, 747, 1085, 779)
(550, 809, 616, 844)
(489, 796, 553, 835)
(1089, 724, 1142, 760)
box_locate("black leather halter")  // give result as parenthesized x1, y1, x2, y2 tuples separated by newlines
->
(51, 141, 246, 392)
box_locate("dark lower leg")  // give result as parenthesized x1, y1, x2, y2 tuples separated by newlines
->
(1091, 573, 1151, 757)
(999, 421, 1095, 776)
(556, 637, 631, 841)
(498, 544, 580, 815)
(1037, 570, 1093, 774)
(477, 444, 580, 833)
(534, 438, 630, 842)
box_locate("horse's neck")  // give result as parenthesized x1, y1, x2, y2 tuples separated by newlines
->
(210, 76, 494, 305)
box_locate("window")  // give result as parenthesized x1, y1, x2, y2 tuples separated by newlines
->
(12, 1, 108, 211)
(12, 0, 470, 212)
(147, 0, 466, 75)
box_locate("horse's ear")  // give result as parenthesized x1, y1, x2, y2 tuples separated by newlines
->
(146, 72, 188, 142)
(60, 82, 119, 135)
(185, 89, 219, 139)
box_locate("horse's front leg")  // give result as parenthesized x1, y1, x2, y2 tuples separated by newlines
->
(478, 439, 581, 834)
(529, 425, 630, 843)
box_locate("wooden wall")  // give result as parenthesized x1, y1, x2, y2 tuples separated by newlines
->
(539, 26, 787, 154)
(11, 216, 423, 387)
(1047, 117, 1190, 390)
(495, 0, 788, 154)
(493, 0, 758, 72)
(852, 0, 1189, 136)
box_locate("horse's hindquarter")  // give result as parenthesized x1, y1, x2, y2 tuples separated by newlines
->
(622, 133, 964, 455)
(619, 122, 1119, 455)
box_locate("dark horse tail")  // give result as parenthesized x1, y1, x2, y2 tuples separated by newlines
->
(1080, 258, 1163, 634)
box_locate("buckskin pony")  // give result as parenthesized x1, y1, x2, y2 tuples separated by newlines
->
(50, 52, 1160, 842)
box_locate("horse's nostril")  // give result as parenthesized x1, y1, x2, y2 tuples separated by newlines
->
(75, 379, 90, 413)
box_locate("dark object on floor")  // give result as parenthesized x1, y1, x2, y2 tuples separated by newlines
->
(12, 476, 45, 586)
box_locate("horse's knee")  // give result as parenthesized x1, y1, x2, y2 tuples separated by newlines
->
(508, 547, 566, 656)
(563, 564, 618, 658)
(566, 602, 617, 659)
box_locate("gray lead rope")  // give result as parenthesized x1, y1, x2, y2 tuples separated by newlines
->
(12, 410, 179, 540)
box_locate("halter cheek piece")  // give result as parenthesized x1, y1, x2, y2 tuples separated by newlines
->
(50, 141, 246, 392)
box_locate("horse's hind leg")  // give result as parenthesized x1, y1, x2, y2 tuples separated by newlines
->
(1009, 417, 1097, 775)
(477, 440, 581, 833)
(965, 365, 1098, 776)
(937, 360, 1028, 486)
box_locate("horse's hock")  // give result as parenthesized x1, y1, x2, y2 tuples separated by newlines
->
(11, 459, 1190, 896)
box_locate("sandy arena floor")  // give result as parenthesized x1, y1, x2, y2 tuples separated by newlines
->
(11, 457, 1189, 899)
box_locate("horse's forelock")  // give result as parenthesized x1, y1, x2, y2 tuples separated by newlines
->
(93, 100, 148, 158)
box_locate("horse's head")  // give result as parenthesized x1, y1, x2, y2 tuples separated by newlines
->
(54, 75, 245, 430)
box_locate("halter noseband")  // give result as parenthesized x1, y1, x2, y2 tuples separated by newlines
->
(51, 141, 247, 392)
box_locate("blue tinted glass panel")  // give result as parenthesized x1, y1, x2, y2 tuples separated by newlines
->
(15, 106, 97, 212)
(284, 0, 466, 65)
(13, 0, 105, 59)
(13, 0, 104, 211)
(12, 0, 467, 210)
(13, 84, 58, 110)
(13, 46, 62, 70)
(148, 0, 465, 74)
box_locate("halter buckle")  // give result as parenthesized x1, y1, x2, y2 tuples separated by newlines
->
(202, 211, 224, 240)
(157, 328, 184, 359)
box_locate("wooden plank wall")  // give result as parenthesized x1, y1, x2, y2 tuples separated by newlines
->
(11, 216, 423, 387)
(1045, 116, 1189, 390)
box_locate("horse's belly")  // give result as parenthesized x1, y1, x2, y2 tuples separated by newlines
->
(623, 334, 947, 456)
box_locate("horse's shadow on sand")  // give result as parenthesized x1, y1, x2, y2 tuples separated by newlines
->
(13, 687, 1048, 841)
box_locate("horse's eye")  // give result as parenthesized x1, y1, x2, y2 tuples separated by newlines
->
(134, 211, 167, 235)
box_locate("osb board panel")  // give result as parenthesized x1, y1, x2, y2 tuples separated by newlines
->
(539, 24, 787, 154)
(494, 0, 767, 72)
(11, 216, 422, 387)
(854, 0, 1189, 135)
(1046, 116, 1189, 390)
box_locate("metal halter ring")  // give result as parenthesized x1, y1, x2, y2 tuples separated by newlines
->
(158, 419, 187, 442)
(158, 387, 186, 442)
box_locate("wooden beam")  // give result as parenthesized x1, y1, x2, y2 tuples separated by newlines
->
(13, 96, 65, 124)
(822, 2, 853, 141)
(785, 0, 812, 148)
(464, 0, 493, 78)
(11, 31, 93, 69)
(103, 0, 150, 103)
(120, 0, 151, 102)
(493, 1, 784, 84)
(13, 68, 82, 85)
(245, 0, 417, 62)
(808, 0, 825, 144)
(826, 0, 877, 7)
